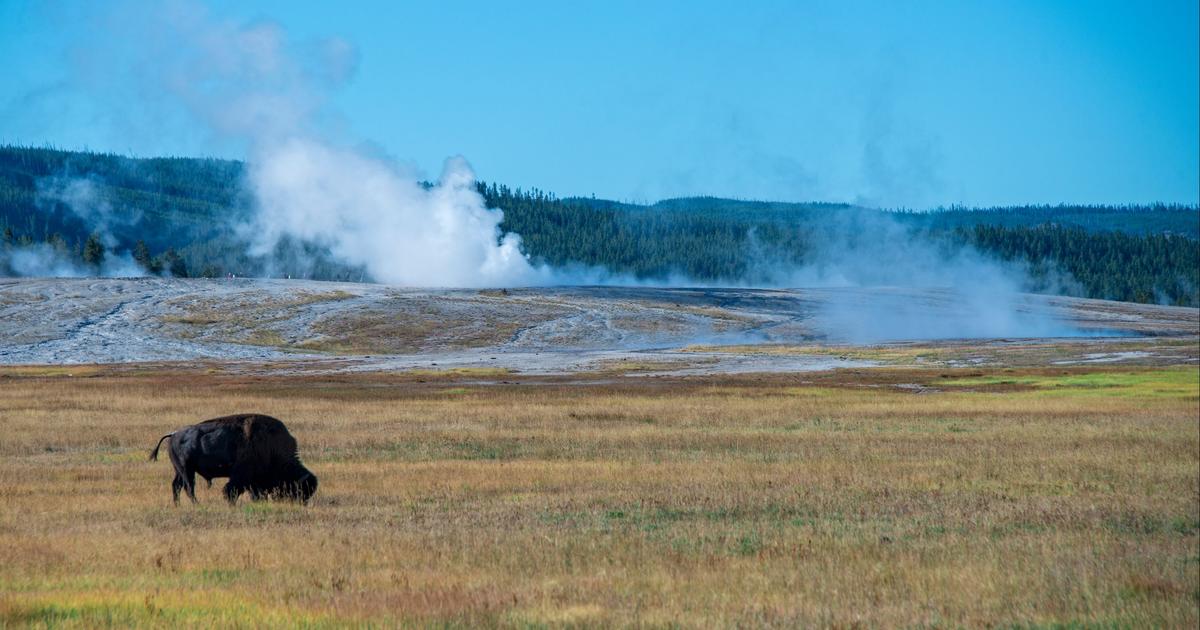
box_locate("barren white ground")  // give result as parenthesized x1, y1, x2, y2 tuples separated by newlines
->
(1, 278, 1196, 374)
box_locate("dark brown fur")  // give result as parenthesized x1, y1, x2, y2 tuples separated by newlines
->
(151, 414, 317, 505)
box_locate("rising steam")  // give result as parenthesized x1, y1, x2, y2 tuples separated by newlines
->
(0, 175, 145, 278)
(124, 1, 551, 288)
(248, 139, 546, 287)
(743, 210, 1082, 341)
(6, 0, 1088, 341)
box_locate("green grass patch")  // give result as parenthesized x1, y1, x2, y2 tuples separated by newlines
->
(942, 369, 1199, 399)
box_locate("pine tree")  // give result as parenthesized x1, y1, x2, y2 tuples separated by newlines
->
(159, 248, 188, 278)
(133, 240, 152, 270)
(82, 233, 105, 269)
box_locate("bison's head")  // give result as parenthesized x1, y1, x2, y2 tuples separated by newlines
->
(272, 470, 319, 504)
(296, 471, 319, 504)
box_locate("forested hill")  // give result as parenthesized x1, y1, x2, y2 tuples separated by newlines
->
(484, 186, 1198, 305)
(2, 145, 1198, 306)
(560, 195, 1199, 238)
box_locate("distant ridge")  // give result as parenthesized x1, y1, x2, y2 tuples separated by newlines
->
(2, 145, 1197, 305)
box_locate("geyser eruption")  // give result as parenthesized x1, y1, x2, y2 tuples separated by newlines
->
(751, 210, 1082, 342)
(13, 0, 1088, 340)
(133, 1, 550, 287)
(249, 139, 546, 287)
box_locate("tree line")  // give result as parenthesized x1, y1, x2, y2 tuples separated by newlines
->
(2, 145, 1197, 306)
(483, 184, 1199, 305)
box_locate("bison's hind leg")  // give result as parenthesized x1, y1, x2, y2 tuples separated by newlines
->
(181, 469, 199, 504)
(170, 466, 197, 504)
(166, 442, 199, 504)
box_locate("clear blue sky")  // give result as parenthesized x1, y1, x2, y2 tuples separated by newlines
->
(2, 0, 1197, 207)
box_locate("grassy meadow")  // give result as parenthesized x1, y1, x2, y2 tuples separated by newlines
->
(0, 365, 1197, 627)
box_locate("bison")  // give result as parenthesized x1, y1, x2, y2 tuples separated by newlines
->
(150, 413, 317, 505)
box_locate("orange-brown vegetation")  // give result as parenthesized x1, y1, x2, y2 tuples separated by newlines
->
(0, 366, 1196, 627)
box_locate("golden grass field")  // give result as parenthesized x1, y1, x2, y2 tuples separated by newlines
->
(0, 364, 1197, 627)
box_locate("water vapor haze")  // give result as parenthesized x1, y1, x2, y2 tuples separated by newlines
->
(248, 140, 547, 286)
(117, 0, 551, 288)
(0, 243, 143, 279)
(740, 210, 1082, 341)
(36, 176, 142, 250)
(5, 0, 1093, 341)
(1, 174, 145, 278)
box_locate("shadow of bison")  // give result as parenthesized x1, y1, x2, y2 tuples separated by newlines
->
(151, 414, 317, 505)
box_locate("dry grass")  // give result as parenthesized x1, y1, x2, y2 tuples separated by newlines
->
(397, 367, 515, 379)
(159, 290, 356, 347)
(684, 338, 1200, 368)
(0, 366, 1196, 627)
(683, 343, 945, 363)
(591, 358, 716, 374)
(301, 298, 558, 354)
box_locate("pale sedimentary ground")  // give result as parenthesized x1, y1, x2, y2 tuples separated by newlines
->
(0, 277, 1195, 373)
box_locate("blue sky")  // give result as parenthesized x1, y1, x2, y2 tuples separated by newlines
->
(1, 0, 1197, 207)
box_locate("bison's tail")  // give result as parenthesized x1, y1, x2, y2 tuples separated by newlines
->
(149, 433, 174, 461)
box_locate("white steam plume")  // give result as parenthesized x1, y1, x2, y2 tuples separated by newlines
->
(36, 175, 145, 250)
(134, 1, 548, 287)
(742, 210, 1083, 341)
(24, 1, 1088, 341)
(1, 243, 144, 279)
(0, 175, 147, 279)
(248, 139, 547, 286)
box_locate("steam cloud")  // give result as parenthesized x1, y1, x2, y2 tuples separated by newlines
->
(120, 2, 550, 288)
(1, 175, 145, 278)
(6, 0, 1089, 341)
(248, 140, 548, 287)
(741, 211, 1082, 342)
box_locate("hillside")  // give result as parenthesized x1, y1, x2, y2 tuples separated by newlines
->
(565, 195, 1199, 238)
(2, 145, 1197, 305)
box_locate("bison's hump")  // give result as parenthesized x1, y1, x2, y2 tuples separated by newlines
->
(197, 413, 296, 444)
(198, 413, 285, 431)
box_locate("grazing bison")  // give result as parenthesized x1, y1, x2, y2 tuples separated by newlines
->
(150, 414, 317, 505)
